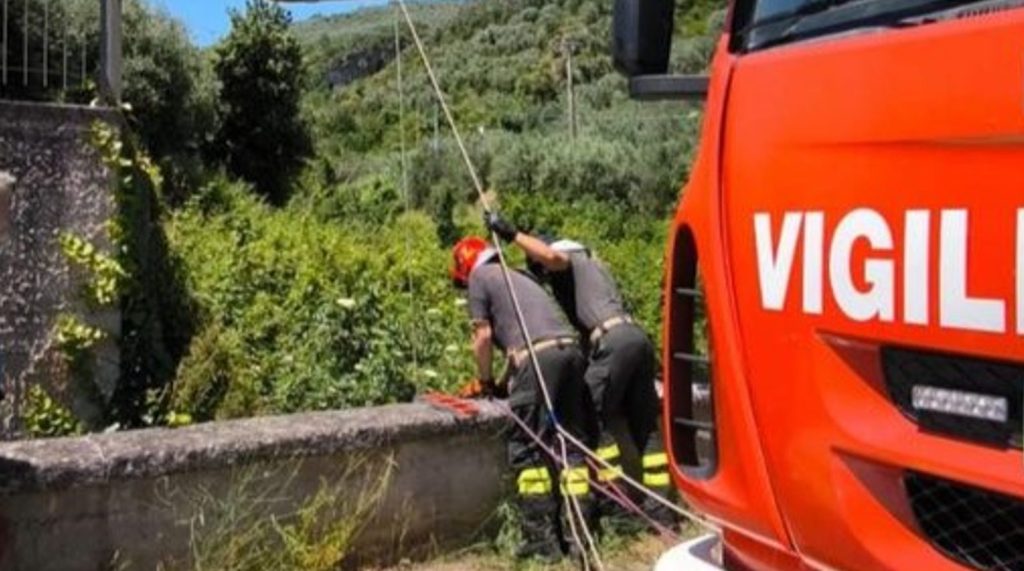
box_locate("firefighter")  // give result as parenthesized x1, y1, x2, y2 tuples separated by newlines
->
(450, 236, 598, 562)
(485, 213, 673, 528)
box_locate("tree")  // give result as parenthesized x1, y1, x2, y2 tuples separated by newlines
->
(124, 1, 217, 157)
(0, 0, 91, 102)
(123, 1, 220, 204)
(214, 0, 311, 205)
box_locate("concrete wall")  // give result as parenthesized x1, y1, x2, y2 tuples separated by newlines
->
(0, 101, 121, 432)
(0, 402, 511, 570)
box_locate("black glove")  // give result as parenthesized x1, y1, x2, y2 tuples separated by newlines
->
(481, 377, 497, 399)
(485, 211, 518, 242)
(491, 380, 508, 400)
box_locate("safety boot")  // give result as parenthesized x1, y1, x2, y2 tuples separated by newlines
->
(515, 499, 565, 563)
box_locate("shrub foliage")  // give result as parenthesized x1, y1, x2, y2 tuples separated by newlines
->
(168, 180, 475, 420)
(16, 0, 725, 431)
(164, 0, 724, 422)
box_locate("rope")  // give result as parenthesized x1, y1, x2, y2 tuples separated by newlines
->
(561, 420, 718, 531)
(500, 401, 682, 542)
(557, 427, 603, 569)
(394, 0, 485, 200)
(393, 0, 720, 545)
(393, 8, 420, 380)
(561, 441, 596, 570)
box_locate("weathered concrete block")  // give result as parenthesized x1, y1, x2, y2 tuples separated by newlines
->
(0, 402, 512, 570)
(0, 171, 13, 241)
(0, 101, 122, 430)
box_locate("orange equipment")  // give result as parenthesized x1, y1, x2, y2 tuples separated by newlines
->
(420, 392, 481, 419)
(450, 236, 496, 288)
(455, 378, 498, 399)
(615, 0, 1024, 570)
(456, 378, 487, 399)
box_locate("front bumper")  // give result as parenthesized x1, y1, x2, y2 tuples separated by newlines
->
(654, 534, 721, 570)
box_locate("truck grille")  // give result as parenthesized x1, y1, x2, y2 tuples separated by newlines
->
(905, 471, 1024, 571)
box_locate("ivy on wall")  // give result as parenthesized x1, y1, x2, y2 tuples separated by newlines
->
(23, 121, 194, 438)
(93, 121, 196, 430)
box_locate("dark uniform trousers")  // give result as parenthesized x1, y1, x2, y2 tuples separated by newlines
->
(586, 323, 676, 528)
(640, 428, 675, 525)
(509, 342, 599, 559)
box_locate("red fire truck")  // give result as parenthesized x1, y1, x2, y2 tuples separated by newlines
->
(613, 1, 1024, 569)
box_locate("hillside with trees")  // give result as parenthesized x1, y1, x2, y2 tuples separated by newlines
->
(163, 0, 725, 423)
(12, 0, 726, 434)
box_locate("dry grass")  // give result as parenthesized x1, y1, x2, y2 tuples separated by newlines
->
(151, 455, 394, 571)
(377, 532, 679, 571)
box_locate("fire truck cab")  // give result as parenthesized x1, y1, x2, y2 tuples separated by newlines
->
(614, 0, 1024, 569)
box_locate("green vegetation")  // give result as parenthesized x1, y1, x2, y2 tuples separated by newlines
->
(15, 0, 725, 429)
(22, 384, 83, 439)
(289, 0, 721, 361)
(0, 0, 219, 201)
(295, 2, 463, 90)
(167, 0, 724, 422)
(214, 0, 311, 204)
(145, 458, 393, 571)
(94, 124, 196, 430)
(166, 179, 471, 420)
(180, 467, 389, 571)
(390, 517, 693, 570)
(40, 123, 193, 434)
(122, 0, 220, 202)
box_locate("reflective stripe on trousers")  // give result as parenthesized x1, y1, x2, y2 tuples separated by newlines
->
(597, 444, 623, 483)
(643, 452, 670, 488)
(518, 467, 552, 496)
(561, 466, 590, 497)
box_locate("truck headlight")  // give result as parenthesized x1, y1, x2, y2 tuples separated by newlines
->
(911, 385, 1009, 423)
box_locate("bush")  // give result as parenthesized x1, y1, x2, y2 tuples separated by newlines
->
(161, 0, 725, 422)
(123, 1, 218, 163)
(168, 181, 474, 420)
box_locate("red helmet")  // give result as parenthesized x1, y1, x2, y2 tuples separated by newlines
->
(451, 236, 496, 287)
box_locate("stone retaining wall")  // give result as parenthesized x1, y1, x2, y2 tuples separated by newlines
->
(0, 402, 511, 570)
(0, 101, 121, 432)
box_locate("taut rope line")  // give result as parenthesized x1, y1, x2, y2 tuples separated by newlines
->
(393, 11, 420, 380)
(395, 0, 485, 200)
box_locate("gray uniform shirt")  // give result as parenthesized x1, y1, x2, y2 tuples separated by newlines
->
(468, 263, 572, 352)
(549, 253, 627, 334)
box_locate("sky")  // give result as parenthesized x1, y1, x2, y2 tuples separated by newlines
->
(154, 0, 391, 47)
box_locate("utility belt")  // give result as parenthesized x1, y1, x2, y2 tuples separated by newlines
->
(588, 314, 635, 347)
(507, 336, 578, 369)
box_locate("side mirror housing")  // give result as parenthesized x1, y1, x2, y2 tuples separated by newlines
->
(613, 0, 676, 77)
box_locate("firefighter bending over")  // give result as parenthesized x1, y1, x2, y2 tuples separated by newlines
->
(486, 213, 673, 528)
(450, 236, 599, 562)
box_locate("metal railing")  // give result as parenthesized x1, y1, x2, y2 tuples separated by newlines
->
(0, 0, 120, 104)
